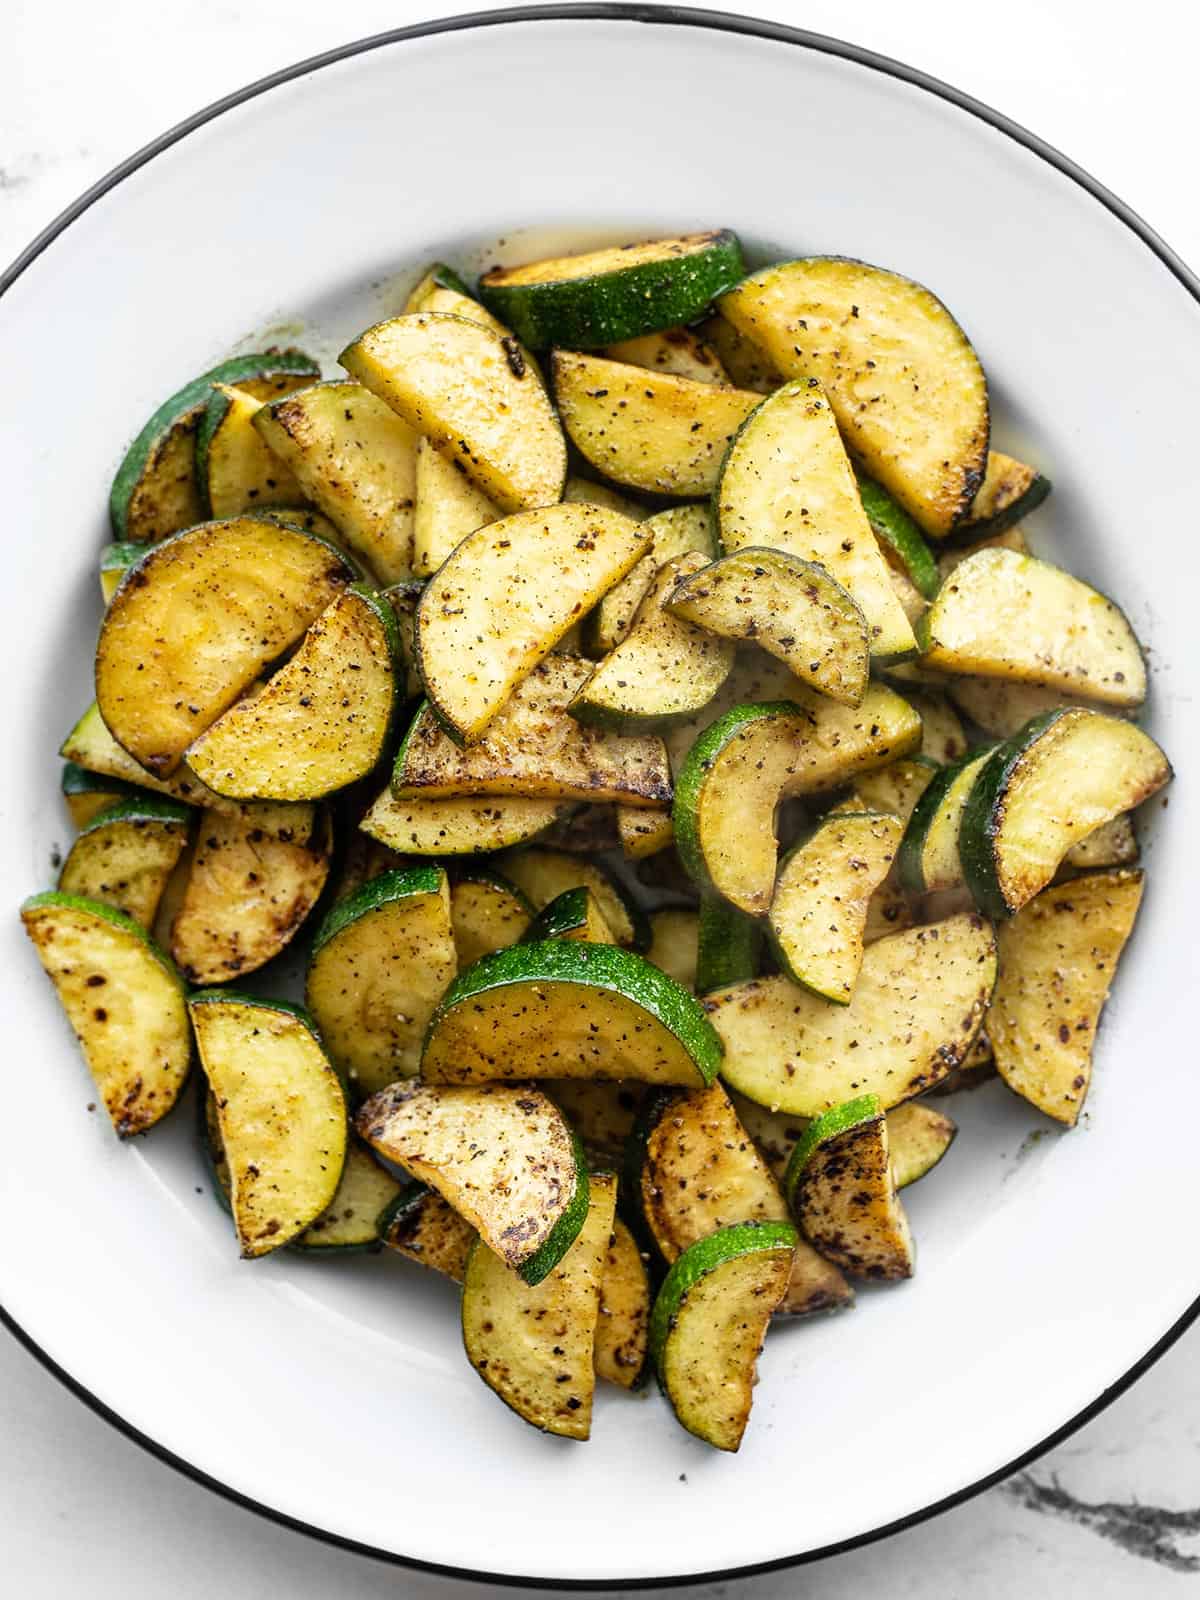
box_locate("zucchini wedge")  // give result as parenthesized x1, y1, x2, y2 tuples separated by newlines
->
(361, 787, 566, 856)
(563, 474, 649, 520)
(306, 866, 456, 1094)
(594, 1215, 651, 1389)
(407, 260, 498, 320)
(254, 505, 344, 543)
(496, 846, 648, 953)
(571, 553, 735, 731)
(958, 451, 1050, 536)
(784, 1095, 914, 1280)
(412, 437, 499, 578)
(332, 834, 405, 904)
(854, 472, 941, 600)
(110, 348, 318, 543)
(21, 891, 191, 1137)
(553, 351, 760, 497)
(462, 1173, 617, 1439)
(294, 1140, 404, 1254)
(715, 381, 917, 661)
(535, 804, 620, 854)
(421, 940, 723, 1088)
(908, 692, 968, 765)
(187, 584, 401, 800)
(897, 748, 995, 895)
(415, 502, 648, 743)
(946, 675, 1109, 739)
(99, 542, 143, 605)
(381, 578, 425, 699)
(959, 709, 1170, 919)
(589, 504, 717, 656)
(478, 231, 744, 349)
(646, 908, 699, 990)
(604, 326, 728, 385)
(355, 1080, 588, 1284)
(547, 1079, 645, 1161)
(340, 312, 565, 513)
(695, 312, 782, 394)
(768, 812, 902, 1002)
(449, 867, 533, 965)
(666, 548, 870, 707)
(393, 661, 671, 808)
(852, 756, 938, 826)
(990, 869, 1145, 1125)
(1062, 814, 1139, 872)
(617, 806, 674, 860)
(673, 686, 922, 915)
(695, 893, 761, 996)
(189, 992, 346, 1258)
(60, 761, 149, 829)
(96, 517, 354, 776)
(169, 805, 332, 984)
(196, 384, 306, 519)
(719, 257, 989, 538)
(705, 913, 997, 1114)
(58, 796, 193, 928)
(252, 381, 421, 583)
(919, 549, 1146, 708)
(649, 1221, 797, 1452)
(523, 886, 616, 945)
(886, 1102, 957, 1187)
(379, 1183, 476, 1282)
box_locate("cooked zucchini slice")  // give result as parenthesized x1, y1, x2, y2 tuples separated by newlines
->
(563, 474, 649, 520)
(189, 992, 346, 1258)
(21, 891, 191, 1137)
(553, 352, 759, 497)
(523, 886, 616, 945)
(719, 257, 989, 538)
(990, 869, 1144, 1125)
(594, 1215, 651, 1389)
(673, 687, 921, 915)
(886, 1102, 957, 1187)
(109, 348, 319, 543)
(449, 867, 532, 965)
(604, 326, 728, 384)
(960, 709, 1170, 919)
(852, 756, 938, 825)
(58, 796, 192, 928)
(187, 584, 400, 800)
(361, 787, 565, 856)
(497, 847, 649, 952)
(196, 383, 307, 519)
(571, 553, 735, 731)
(306, 866, 456, 1094)
(666, 548, 870, 707)
(1062, 814, 1139, 872)
(695, 312, 782, 393)
(393, 660, 671, 808)
(958, 451, 1050, 535)
(769, 812, 902, 1002)
(715, 382, 917, 661)
(96, 517, 354, 776)
(99, 542, 143, 605)
(617, 806, 674, 860)
(784, 1094, 914, 1280)
(478, 231, 744, 349)
(919, 549, 1146, 708)
(908, 691, 967, 764)
(381, 578, 428, 700)
(421, 940, 723, 1088)
(415, 502, 648, 742)
(462, 1172, 616, 1439)
(589, 504, 716, 656)
(169, 805, 331, 984)
(946, 675, 1107, 739)
(546, 1079, 644, 1161)
(356, 1080, 588, 1284)
(379, 1183, 476, 1282)
(332, 834, 405, 905)
(695, 893, 761, 996)
(341, 312, 565, 513)
(646, 908, 699, 990)
(853, 472, 940, 600)
(60, 760, 153, 829)
(252, 381, 420, 583)
(706, 913, 996, 1114)
(898, 748, 995, 895)
(407, 260, 498, 321)
(650, 1220, 796, 1452)
(294, 1140, 404, 1254)
(412, 437, 499, 578)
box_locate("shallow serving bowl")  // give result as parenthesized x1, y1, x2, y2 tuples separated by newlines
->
(1, 5, 1197, 1587)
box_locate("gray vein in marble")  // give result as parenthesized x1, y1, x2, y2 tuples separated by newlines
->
(1004, 1472, 1200, 1572)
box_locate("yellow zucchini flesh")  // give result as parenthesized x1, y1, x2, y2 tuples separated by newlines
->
(196, 384, 306, 519)
(851, 757, 938, 825)
(449, 871, 533, 965)
(360, 787, 567, 856)
(946, 674, 1109, 738)
(604, 326, 728, 384)
(545, 1079, 644, 1161)
(379, 1185, 477, 1282)
(589, 503, 716, 656)
(646, 908, 699, 990)
(1062, 814, 1138, 872)
(412, 436, 499, 578)
(294, 1141, 404, 1253)
(898, 748, 995, 895)
(57, 798, 192, 929)
(886, 1102, 957, 1187)
(594, 1216, 651, 1389)
(618, 806, 674, 859)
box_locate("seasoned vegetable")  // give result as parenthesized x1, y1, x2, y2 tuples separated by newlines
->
(196, 384, 306, 519)
(548, 1079, 644, 1160)
(379, 1184, 476, 1281)
(523, 886, 616, 945)
(361, 787, 567, 856)
(852, 756, 938, 825)
(449, 867, 532, 964)
(594, 1216, 651, 1388)
(589, 504, 716, 656)
(695, 894, 761, 996)
(294, 1141, 404, 1254)
(646, 908, 699, 990)
(908, 692, 967, 765)
(99, 542, 143, 605)
(60, 761, 148, 829)
(617, 806, 674, 860)
(58, 797, 192, 928)
(957, 451, 1050, 535)
(695, 311, 782, 393)
(604, 326, 728, 384)
(897, 748, 995, 895)
(412, 437, 498, 577)
(1062, 814, 1138, 872)
(887, 1102, 957, 1187)
(854, 471, 940, 599)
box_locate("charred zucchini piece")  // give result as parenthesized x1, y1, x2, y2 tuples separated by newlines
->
(361, 787, 566, 856)
(378, 1183, 476, 1281)
(589, 504, 717, 656)
(523, 886, 616, 945)
(449, 867, 533, 965)
(294, 1141, 404, 1254)
(195, 383, 306, 519)
(886, 1102, 957, 1187)
(21, 892, 191, 1137)
(60, 761, 149, 829)
(646, 908, 699, 990)
(958, 451, 1050, 536)
(604, 326, 728, 384)
(412, 437, 499, 578)
(594, 1215, 651, 1389)
(58, 797, 193, 928)
(897, 748, 996, 895)
(546, 1080, 644, 1161)
(99, 542, 144, 604)
(853, 472, 941, 599)
(695, 894, 761, 996)
(617, 806, 674, 860)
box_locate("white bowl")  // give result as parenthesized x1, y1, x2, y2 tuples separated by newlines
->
(1, 7, 1196, 1587)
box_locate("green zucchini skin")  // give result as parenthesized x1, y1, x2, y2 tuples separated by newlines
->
(188, 986, 324, 1033)
(621, 1087, 679, 1264)
(522, 886, 593, 942)
(783, 1093, 880, 1211)
(73, 793, 193, 837)
(896, 757, 963, 892)
(21, 889, 184, 979)
(951, 470, 1052, 542)
(310, 864, 447, 958)
(957, 716, 1061, 919)
(854, 471, 941, 599)
(695, 893, 762, 995)
(477, 231, 745, 350)
(517, 1127, 591, 1286)
(194, 384, 234, 511)
(60, 761, 148, 808)
(648, 1219, 798, 1375)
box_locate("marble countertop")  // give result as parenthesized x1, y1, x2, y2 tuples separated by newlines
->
(4, 2, 1199, 1593)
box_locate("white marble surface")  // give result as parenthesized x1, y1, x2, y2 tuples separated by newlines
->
(4, 1, 1200, 1592)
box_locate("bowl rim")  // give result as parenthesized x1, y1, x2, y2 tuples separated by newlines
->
(3, 5, 1198, 1589)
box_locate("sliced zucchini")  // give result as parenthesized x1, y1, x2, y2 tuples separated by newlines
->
(99, 542, 143, 605)
(705, 913, 996, 1114)
(478, 231, 744, 349)
(360, 787, 566, 856)
(252, 381, 421, 583)
(356, 1080, 588, 1284)
(96, 517, 353, 776)
(332, 834, 406, 904)
(715, 381, 917, 661)
(462, 1173, 616, 1439)
(406, 261, 500, 324)
(187, 584, 400, 800)
(110, 348, 318, 543)
(617, 806, 674, 860)
(21, 891, 191, 1137)
(851, 756, 938, 825)
(493, 846, 647, 951)
(886, 1102, 957, 1187)
(449, 867, 532, 965)
(959, 709, 1170, 919)
(853, 472, 940, 600)
(673, 686, 922, 915)
(897, 748, 996, 895)
(958, 451, 1050, 535)
(562, 475, 649, 520)
(920, 550, 1146, 708)
(768, 812, 902, 1003)
(60, 761, 151, 829)
(553, 352, 759, 497)
(649, 1220, 796, 1452)
(908, 692, 968, 764)
(254, 505, 344, 543)
(306, 866, 456, 1094)
(719, 257, 989, 538)
(1062, 814, 1139, 872)
(937, 521, 1027, 581)
(421, 940, 723, 1088)
(340, 312, 565, 513)
(415, 502, 648, 742)
(884, 564, 929, 631)
(695, 893, 761, 996)
(864, 879, 917, 944)
(189, 992, 346, 1258)
(666, 548, 870, 707)
(946, 675, 1108, 739)
(990, 869, 1144, 1125)
(523, 886, 616, 945)
(646, 908, 699, 990)
(169, 805, 331, 984)
(393, 660, 671, 808)
(784, 1095, 914, 1280)
(694, 312, 782, 393)
(589, 503, 716, 656)
(58, 796, 192, 928)
(199, 1085, 233, 1211)
(381, 578, 427, 700)
(603, 326, 728, 385)
(196, 384, 306, 519)
(294, 1140, 404, 1254)
(594, 1215, 651, 1389)
(379, 1183, 476, 1282)
(412, 437, 499, 578)
(546, 1079, 644, 1161)
(571, 553, 735, 731)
